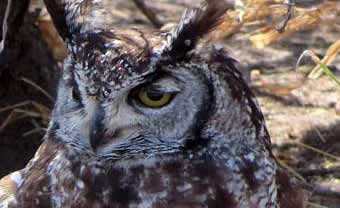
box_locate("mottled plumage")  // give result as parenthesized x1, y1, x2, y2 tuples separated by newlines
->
(0, 0, 305, 207)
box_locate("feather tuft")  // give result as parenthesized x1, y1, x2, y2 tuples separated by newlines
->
(161, 0, 232, 60)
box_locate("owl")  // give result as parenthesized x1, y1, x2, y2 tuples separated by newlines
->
(0, 0, 305, 207)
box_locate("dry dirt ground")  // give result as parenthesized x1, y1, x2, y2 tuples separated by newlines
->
(224, 3, 340, 206)
(1, 0, 340, 207)
(227, 23, 340, 208)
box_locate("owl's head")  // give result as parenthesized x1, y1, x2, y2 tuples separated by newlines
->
(46, 0, 272, 163)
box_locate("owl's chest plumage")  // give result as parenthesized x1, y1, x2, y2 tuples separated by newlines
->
(10, 139, 277, 208)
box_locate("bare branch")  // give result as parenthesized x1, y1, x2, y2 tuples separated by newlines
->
(132, 0, 163, 29)
(297, 167, 340, 177)
(300, 181, 340, 199)
(277, 0, 295, 33)
(0, 0, 12, 54)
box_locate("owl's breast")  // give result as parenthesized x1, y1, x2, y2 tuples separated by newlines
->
(10, 140, 277, 208)
(98, 153, 278, 208)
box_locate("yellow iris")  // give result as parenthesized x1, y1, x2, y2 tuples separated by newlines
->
(138, 90, 172, 107)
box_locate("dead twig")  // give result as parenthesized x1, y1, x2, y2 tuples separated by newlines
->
(21, 77, 54, 102)
(276, 0, 295, 33)
(0, 109, 31, 132)
(293, 141, 340, 161)
(308, 39, 340, 79)
(314, 127, 326, 143)
(132, 0, 163, 29)
(307, 202, 328, 208)
(0, 101, 31, 113)
(277, 159, 305, 182)
(31, 101, 51, 123)
(0, 111, 15, 133)
(22, 118, 46, 137)
(297, 166, 340, 177)
(299, 181, 340, 199)
(249, 2, 338, 49)
(22, 127, 46, 137)
(12, 109, 41, 118)
(0, 0, 12, 54)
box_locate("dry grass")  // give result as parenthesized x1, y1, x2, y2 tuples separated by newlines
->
(248, 2, 339, 49)
(306, 40, 340, 80)
(0, 78, 52, 136)
(207, 1, 340, 49)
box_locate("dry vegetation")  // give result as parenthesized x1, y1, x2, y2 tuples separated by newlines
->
(0, 0, 340, 207)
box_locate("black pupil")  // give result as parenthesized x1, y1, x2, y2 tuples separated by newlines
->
(147, 91, 164, 101)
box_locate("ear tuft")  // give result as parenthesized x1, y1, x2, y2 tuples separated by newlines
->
(44, 0, 104, 45)
(161, 0, 232, 60)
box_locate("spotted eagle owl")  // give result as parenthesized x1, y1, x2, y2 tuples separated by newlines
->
(0, 0, 305, 207)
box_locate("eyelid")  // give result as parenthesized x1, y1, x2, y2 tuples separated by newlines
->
(148, 78, 181, 94)
(147, 85, 180, 94)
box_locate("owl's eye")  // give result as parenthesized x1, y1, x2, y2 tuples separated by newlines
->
(137, 90, 172, 108)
